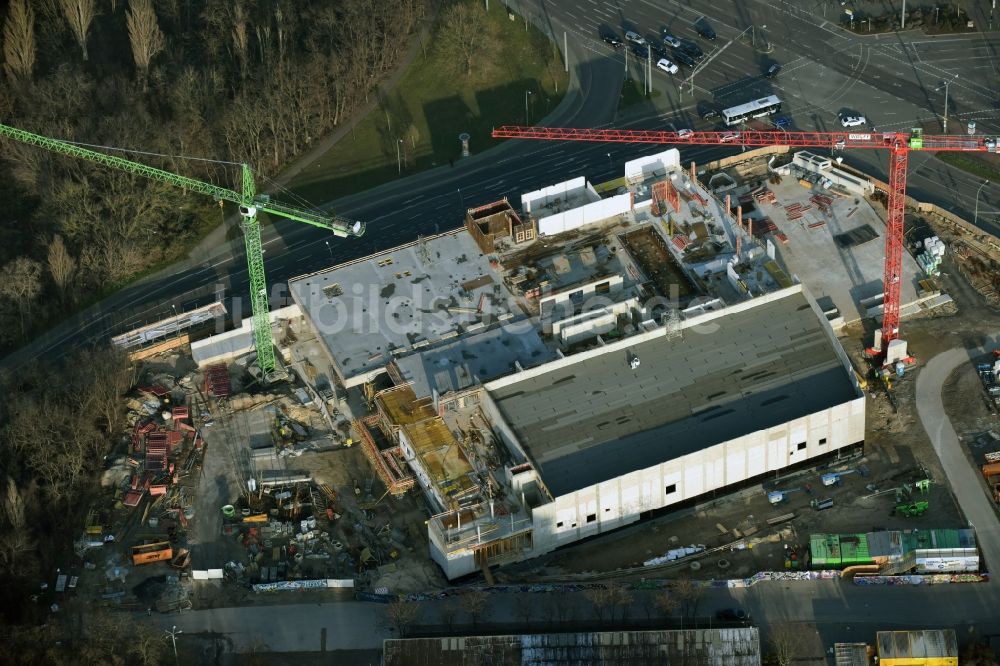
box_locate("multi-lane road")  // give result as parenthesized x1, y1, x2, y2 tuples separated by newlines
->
(3, 0, 999, 371)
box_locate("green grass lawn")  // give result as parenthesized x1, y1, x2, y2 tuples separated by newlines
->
(289, 0, 568, 203)
(618, 77, 661, 111)
(937, 152, 1000, 183)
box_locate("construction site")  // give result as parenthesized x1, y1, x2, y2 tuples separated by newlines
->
(39, 135, 1000, 614)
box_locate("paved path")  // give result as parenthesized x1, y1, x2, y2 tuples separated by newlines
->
(915, 342, 1000, 572)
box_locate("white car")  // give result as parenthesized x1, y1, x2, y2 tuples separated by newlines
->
(720, 132, 741, 142)
(656, 58, 679, 74)
(625, 30, 646, 45)
(840, 114, 867, 128)
(677, 128, 694, 138)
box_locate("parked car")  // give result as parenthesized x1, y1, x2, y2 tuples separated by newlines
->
(600, 29, 623, 49)
(624, 30, 646, 46)
(840, 114, 867, 128)
(656, 58, 679, 74)
(695, 19, 717, 40)
(671, 49, 696, 67)
(764, 63, 781, 78)
(716, 608, 748, 621)
(660, 30, 682, 48)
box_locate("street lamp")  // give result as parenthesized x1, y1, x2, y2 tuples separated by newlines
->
(936, 75, 959, 133)
(607, 152, 612, 167)
(975, 180, 990, 227)
(324, 240, 334, 262)
(396, 138, 403, 174)
(525, 90, 532, 125)
(165, 625, 182, 664)
(457, 187, 465, 211)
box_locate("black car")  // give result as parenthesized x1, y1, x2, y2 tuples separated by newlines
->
(715, 608, 748, 621)
(631, 43, 650, 59)
(764, 63, 781, 78)
(648, 40, 670, 58)
(698, 103, 720, 120)
(678, 40, 704, 60)
(671, 48, 695, 67)
(600, 30, 623, 48)
(695, 19, 717, 40)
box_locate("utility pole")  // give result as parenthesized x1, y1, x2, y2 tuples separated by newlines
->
(524, 90, 532, 124)
(975, 180, 990, 227)
(937, 75, 958, 133)
(646, 46, 652, 94)
(396, 138, 402, 174)
(564, 32, 568, 72)
(165, 625, 182, 665)
(901, 0, 906, 29)
(687, 25, 751, 97)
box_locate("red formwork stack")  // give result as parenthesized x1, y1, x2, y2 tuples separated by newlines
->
(203, 364, 231, 398)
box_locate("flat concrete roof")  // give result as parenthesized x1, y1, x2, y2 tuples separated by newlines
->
(384, 627, 761, 666)
(488, 286, 861, 497)
(289, 230, 526, 386)
(394, 325, 554, 398)
(759, 176, 922, 325)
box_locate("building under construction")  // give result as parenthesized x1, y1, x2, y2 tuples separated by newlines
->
(279, 147, 960, 578)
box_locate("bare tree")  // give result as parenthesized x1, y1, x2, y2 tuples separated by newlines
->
(47, 235, 76, 301)
(584, 586, 611, 621)
(673, 579, 705, 622)
(0, 256, 43, 337)
(126, 0, 165, 92)
(768, 621, 809, 666)
(0, 477, 36, 577)
(654, 589, 679, 618)
(385, 599, 421, 637)
(607, 583, 634, 622)
(128, 620, 166, 666)
(438, 3, 493, 76)
(2, 0, 36, 82)
(72, 345, 134, 436)
(458, 589, 490, 628)
(58, 0, 97, 61)
(514, 594, 535, 625)
(439, 598, 459, 632)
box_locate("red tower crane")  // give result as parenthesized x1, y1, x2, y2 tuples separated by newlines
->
(492, 125, 999, 352)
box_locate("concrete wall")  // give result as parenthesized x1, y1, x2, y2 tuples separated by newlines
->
(624, 148, 681, 182)
(537, 192, 632, 236)
(539, 275, 625, 310)
(521, 176, 596, 214)
(191, 304, 301, 366)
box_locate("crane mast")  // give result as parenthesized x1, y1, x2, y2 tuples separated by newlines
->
(0, 122, 366, 381)
(493, 124, 999, 351)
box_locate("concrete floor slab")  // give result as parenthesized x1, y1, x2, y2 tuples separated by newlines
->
(759, 177, 922, 327)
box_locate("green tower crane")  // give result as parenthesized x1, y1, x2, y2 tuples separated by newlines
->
(0, 122, 365, 382)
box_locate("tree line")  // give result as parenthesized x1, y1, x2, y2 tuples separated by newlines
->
(0, 0, 426, 354)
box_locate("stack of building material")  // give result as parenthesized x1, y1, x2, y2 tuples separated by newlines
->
(810, 194, 833, 214)
(916, 236, 945, 276)
(204, 364, 231, 398)
(751, 217, 777, 237)
(132, 420, 157, 452)
(752, 187, 776, 204)
(784, 203, 813, 221)
(146, 432, 169, 471)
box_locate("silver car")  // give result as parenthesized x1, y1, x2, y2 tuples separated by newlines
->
(625, 30, 646, 46)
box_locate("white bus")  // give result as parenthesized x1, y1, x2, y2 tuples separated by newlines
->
(722, 96, 782, 126)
